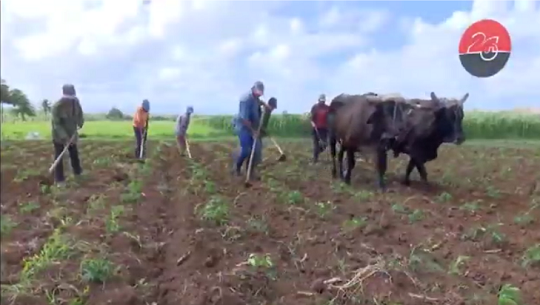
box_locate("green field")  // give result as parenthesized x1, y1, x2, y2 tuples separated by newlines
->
(1, 111, 540, 141)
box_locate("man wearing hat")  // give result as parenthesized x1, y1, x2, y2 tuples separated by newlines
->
(310, 93, 330, 163)
(175, 106, 194, 156)
(133, 99, 150, 159)
(50, 84, 85, 185)
(232, 81, 265, 179)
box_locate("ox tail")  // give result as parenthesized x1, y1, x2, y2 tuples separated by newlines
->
(329, 129, 338, 179)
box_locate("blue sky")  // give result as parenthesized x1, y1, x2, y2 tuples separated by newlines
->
(1, 0, 539, 115)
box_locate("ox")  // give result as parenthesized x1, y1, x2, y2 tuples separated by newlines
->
(328, 93, 412, 190)
(392, 92, 469, 185)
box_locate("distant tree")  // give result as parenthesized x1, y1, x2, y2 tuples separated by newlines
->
(41, 99, 51, 116)
(106, 107, 124, 120)
(9, 89, 36, 121)
(1, 79, 14, 105)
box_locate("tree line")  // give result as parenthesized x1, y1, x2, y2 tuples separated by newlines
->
(1, 79, 53, 121)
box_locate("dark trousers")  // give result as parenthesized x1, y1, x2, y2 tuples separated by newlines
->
(134, 127, 147, 158)
(53, 142, 82, 182)
(312, 127, 328, 161)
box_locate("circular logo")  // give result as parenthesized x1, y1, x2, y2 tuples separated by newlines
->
(458, 19, 512, 78)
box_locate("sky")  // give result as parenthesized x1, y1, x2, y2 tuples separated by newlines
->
(1, 0, 539, 115)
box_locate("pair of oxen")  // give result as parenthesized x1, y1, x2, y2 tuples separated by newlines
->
(327, 92, 469, 191)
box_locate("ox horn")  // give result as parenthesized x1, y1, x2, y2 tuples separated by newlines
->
(459, 93, 469, 105)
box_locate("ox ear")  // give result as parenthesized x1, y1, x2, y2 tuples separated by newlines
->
(459, 93, 469, 105)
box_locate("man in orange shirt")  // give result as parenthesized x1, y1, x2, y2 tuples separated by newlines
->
(133, 99, 150, 159)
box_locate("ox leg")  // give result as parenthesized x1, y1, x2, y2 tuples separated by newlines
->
(337, 145, 345, 180)
(376, 147, 388, 191)
(402, 158, 415, 186)
(330, 136, 338, 178)
(414, 161, 428, 183)
(344, 149, 355, 184)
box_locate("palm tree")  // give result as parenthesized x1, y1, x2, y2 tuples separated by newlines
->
(41, 99, 51, 117)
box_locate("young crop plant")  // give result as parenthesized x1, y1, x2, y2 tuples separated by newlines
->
(282, 190, 304, 205)
(121, 179, 143, 203)
(80, 257, 117, 283)
(105, 205, 125, 234)
(21, 229, 75, 280)
(247, 253, 276, 280)
(408, 209, 425, 223)
(197, 196, 229, 226)
(436, 192, 453, 203)
(520, 244, 540, 268)
(342, 216, 368, 232)
(246, 215, 269, 235)
(448, 255, 470, 275)
(19, 201, 40, 214)
(498, 284, 522, 305)
(0, 215, 16, 236)
(313, 201, 335, 219)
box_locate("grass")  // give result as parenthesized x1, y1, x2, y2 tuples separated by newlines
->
(2, 110, 540, 141)
(0, 119, 229, 140)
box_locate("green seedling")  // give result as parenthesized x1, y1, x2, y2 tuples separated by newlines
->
(247, 253, 276, 280)
(498, 284, 522, 305)
(354, 190, 374, 201)
(436, 192, 452, 203)
(1, 215, 16, 236)
(198, 196, 229, 225)
(448, 255, 470, 275)
(21, 229, 74, 280)
(313, 201, 335, 218)
(521, 244, 540, 268)
(80, 258, 116, 283)
(19, 201, 40, 214)
(342, 217, 367, 231)
(284, 190, 303, 205)
(246, 216, 269, 235)
(486, 185, 501, 198)
(460, 201, 480, 213)
(391, 203, 407, 214)
(408, 209, 424, 223)
(105, 205, 125, 233)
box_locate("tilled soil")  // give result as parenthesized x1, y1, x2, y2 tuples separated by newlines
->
(1, 139, 539, 305)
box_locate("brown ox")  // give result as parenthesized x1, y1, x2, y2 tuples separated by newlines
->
(328, 93, 412, 190)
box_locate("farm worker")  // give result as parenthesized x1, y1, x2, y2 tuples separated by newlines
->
(133, 99, 150, 159)
(175, 106, 194, 156)
(50, 84, 84, 185)
(310, 93, 330, 163)
(232, 81, 265, 179)
(259, 97, 278, 138)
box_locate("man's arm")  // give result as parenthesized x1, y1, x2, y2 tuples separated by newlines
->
(310, 105, 317, 127)
(51, 102, 69, 142)
(75, 98, 84, 129)
(238, 96, 254, 131)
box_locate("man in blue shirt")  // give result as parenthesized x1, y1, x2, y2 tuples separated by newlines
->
(232, 81, 264, 179)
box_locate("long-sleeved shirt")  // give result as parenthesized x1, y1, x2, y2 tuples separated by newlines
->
(133, 106, 149, 129)
(51, 96, 84, 143)
(234, 92, 261, 134)
(175, 113, 191, 135)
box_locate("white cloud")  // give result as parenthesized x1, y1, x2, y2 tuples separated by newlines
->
(0, 0, 538, 114)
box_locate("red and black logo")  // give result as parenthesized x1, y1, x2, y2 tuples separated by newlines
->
(458, 19, 512, 78)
